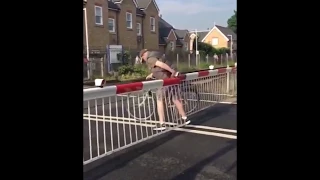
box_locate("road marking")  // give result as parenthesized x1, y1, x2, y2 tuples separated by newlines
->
(174, 128, 237, 139)
(83, 117, 156, 127)
(185, 125, 237, 133)
(83, 114, 180, 127)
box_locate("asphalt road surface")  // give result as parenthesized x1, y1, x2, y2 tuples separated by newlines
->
(84, 103, 237, 180)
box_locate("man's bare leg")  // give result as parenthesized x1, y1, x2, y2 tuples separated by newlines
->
(153, 90, 166, 130)
(172, 99, 190, 124)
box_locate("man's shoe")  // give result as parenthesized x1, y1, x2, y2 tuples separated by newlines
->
(182, 118, 191, 125)
(153, 123, 166, 131)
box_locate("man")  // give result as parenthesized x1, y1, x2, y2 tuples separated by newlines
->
(139, 49, 190, 130)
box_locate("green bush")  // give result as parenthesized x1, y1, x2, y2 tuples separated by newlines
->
(118, 64, 149, 77)
(193, 41, 231, 56)
(198, 62, 211, 69)
(118, 65, 134, 75)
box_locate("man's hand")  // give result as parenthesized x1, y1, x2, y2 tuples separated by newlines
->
(146, 73, 154, 80)
(171, 71, 179, 78)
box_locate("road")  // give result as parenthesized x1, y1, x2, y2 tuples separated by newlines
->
(84, 103, 237, 180)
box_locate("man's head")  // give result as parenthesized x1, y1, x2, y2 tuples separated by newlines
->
(139, 49, 148, 63)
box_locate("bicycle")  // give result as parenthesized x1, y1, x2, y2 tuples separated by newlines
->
(125, 78, 200, 121)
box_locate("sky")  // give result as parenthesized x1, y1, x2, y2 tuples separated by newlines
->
(157, 0, 237, 31)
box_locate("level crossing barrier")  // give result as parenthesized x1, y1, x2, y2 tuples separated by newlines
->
(83, 66, 237, 165)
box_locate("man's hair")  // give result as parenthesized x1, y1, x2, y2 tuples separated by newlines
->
(139, 49, 148, 58)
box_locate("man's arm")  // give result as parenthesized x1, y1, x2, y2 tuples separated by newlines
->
(154, 61, 175, 74)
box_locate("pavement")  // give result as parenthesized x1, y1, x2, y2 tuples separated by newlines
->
(83, 103, 237, 180)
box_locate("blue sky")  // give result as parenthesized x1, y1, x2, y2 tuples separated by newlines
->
(157, 0, 237, 31)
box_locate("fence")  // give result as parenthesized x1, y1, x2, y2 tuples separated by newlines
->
(83, 47, 237, 80)
(83, 66, 237, 165)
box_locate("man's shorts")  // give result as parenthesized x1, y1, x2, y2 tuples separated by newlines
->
(156, 85, 181, 101)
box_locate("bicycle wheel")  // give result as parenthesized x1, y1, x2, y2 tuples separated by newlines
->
(180, 87, 200, 115)
(125, 91, 156, 121)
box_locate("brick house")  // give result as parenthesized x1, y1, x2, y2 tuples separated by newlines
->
(189, 25, 237, 52)
(84, 0, 160, 51)
(83, 0, 110, 50)
(158, 17, 190, 54)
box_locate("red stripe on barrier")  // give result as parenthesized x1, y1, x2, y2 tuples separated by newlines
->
(231, 67, 237, 73)
(217, 68, 227, 74)
(163, 78, 181, 86)
(178, 74, 186, 80)
(116, 82, 143, 94)
(198, 71, 210, 77)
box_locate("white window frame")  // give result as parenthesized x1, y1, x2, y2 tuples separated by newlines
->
(212, 38, 219, 46)
(95, 6, 103, 25)
(170, 41, 175, 51)
(137, 23, 141, 35)
(126, 12, 133, 29)
(108, 18, 115, 32)
(150, 17, 155, 32)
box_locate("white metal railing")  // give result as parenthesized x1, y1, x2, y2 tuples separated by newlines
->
(83, 67, 237, 165)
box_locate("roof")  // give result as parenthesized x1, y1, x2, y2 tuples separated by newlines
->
(189, 31, 210, 42)
(215, 25, 237, 41)
(174, 29, 188, 39)
(159, 17, 173, 45)
(112, 0, 138, 7)
(108, 1, 120, 10)
(136, 8, 145, 16)
(135, 0, 149, 8)
(158, 18, 190, 46)
(108, 0, 144, 15)
(136, 0, 160, 12)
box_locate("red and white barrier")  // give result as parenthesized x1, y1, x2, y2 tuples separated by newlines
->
(84, 67, 236, 101)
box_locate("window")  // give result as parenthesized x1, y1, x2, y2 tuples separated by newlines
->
(126, 12, 132, 29)
(212, 38, 219, 46)
(108, 18, 115, 32)
(137, 23, 141, 35)
(170, 41, 174, 51)
(150, 17, 155, 32)
(95, 6, 103, 25)
(185, 42, 189, 51)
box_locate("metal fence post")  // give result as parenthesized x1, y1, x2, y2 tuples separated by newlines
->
(100, 57, 104, 77)
(176, 53, 179, 68)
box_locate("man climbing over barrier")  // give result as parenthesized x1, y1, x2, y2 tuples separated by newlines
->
(139, 49, 190, 131)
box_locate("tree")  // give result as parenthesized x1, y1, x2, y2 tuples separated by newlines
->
(227, 10, 237, 34)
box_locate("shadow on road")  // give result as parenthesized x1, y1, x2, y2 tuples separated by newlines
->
(171, 140, 237, 180)
(84, 131, 184, 180)
(84, 104, 235, 180)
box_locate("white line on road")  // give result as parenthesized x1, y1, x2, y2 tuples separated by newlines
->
(83, 114, 178, 125)
(174, 128, 237, 139)
(185, 125, 237, 133)
(83, 117, 156, 127)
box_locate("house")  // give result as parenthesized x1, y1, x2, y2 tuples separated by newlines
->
(158, 17, 173, 52)
(135, 0, 160, 50)
(158, 17, 190, 53)
(83, 0, 110, 50)
(108, 0, 159, 50)
(190, 25, 237, 52)
(167, 29, 189, 52)
(83, 0, 160, 51)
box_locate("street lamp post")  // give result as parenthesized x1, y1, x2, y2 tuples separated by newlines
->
(227, 34, 233, 60)
(84, 6, 90, 79)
